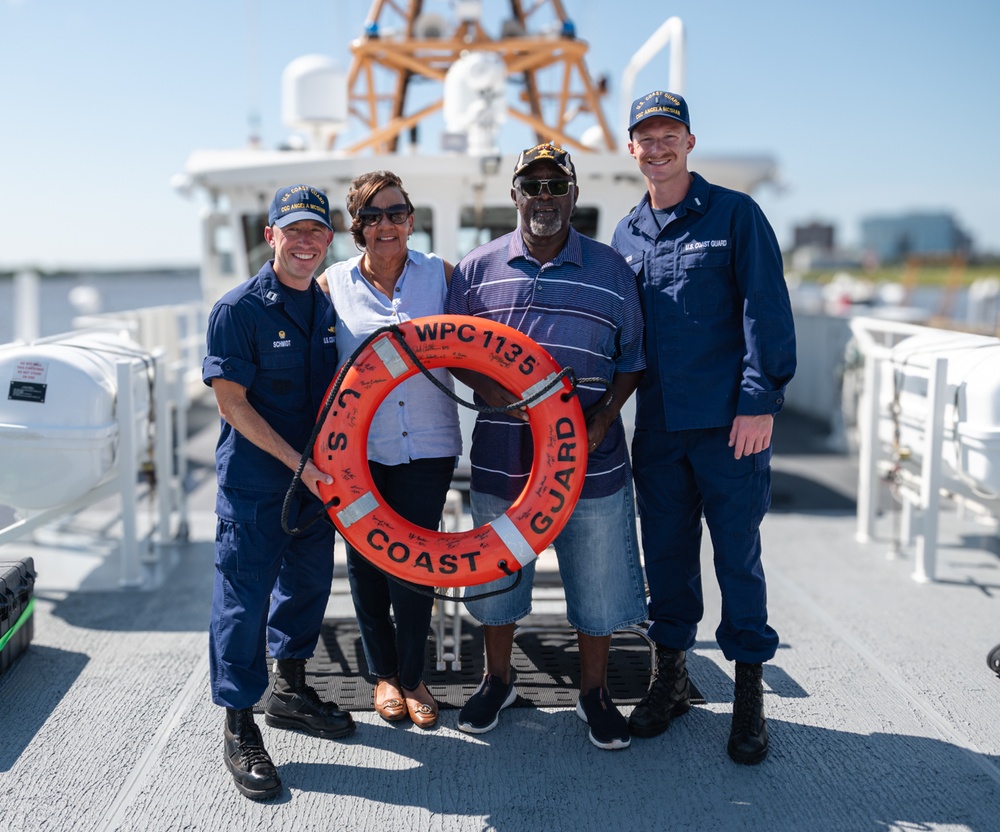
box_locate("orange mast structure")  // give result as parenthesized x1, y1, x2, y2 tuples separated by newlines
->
(341, 0, 614, 155)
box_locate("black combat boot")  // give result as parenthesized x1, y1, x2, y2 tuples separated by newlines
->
(224, 708, 281, 800)
(263, 658, 356, 739)
(727, 661, 769, 764)
(628, 645, 691, 737)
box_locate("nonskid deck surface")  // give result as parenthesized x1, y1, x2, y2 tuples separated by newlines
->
(1, 406, 998, 832)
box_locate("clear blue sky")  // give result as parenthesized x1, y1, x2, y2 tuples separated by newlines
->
(2, 0, 997, 270)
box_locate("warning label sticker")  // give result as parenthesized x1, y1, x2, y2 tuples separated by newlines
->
(13, 360, 48, 383)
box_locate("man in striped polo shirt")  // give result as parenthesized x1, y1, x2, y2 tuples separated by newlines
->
(445, 143, 647, 750)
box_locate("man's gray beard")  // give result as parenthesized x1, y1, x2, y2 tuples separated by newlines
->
(528, 211, 562, 237)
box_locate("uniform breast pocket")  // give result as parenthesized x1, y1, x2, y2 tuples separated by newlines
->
(259, 348, 305, 396)
(679, 249, 735, 317)
(625, 250, 645, 279)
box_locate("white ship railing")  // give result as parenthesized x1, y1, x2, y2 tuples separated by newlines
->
(71, 302, 208, 403)
(850, 316, 1000, 582)
(0, 299, 207, 589)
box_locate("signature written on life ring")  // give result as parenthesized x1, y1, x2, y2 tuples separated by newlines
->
(314, 315, 587, 588)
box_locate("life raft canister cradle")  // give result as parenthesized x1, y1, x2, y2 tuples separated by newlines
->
(313, 315, 589, 589)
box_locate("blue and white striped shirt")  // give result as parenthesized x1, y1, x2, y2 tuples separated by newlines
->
(445, 227, 645, 500)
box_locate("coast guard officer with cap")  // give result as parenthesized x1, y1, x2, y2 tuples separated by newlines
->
(203, 184, 353, 800)
(612, 92, 796, 764)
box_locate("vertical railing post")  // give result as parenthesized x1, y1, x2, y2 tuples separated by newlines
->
(173, 359, 190, 543)
(913, 355, 948, 583)
(117, 359, 142, 588)
(856, 350, 882, 542)
(13, 271, 41, 342)
(153, 351, 173, 548)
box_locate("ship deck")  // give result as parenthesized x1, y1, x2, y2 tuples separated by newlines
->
(1, 399, 999, 832)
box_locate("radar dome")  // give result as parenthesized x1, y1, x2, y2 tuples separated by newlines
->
(443, 51, 507, 156)
(282, 55, 347, 149)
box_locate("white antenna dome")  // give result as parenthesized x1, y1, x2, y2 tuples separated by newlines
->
(443, 51, 507, 156)
(580, 125, 605, 150)
(282, 55, 347, 150)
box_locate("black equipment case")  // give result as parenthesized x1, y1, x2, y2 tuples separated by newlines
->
(0, 557, 36, 676)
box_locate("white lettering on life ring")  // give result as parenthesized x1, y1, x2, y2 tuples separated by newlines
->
(314, 315, 588, 588)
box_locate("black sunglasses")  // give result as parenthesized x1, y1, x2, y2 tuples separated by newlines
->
(357, 204, 411, 226)
(517, 179, 573, 197)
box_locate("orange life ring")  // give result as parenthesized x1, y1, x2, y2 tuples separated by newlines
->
(314, 315, 588, 588)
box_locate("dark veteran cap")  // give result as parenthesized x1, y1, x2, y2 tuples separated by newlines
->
(512, 143, 577, 183)
(628, 90, 690, 134)
(268, 184, 333, 229)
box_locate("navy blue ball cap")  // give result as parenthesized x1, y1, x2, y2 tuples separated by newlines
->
(512, 143, 576, 183)
(268, 184, 333, 230)
(628, 90, 690, 134)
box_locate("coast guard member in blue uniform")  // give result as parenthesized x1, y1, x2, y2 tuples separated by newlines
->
(612, 92, 796, 764)
(203, 184, 353, 800)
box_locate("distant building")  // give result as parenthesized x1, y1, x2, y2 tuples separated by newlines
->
(793, 221, 835, 251)
(860, 212, 972, 263)
(788, 220, 861, 272)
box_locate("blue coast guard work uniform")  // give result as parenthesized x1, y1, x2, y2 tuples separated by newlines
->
(202, 260, 338, 709)
(612, 171, 796, 663)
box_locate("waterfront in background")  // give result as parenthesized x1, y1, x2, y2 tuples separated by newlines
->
(2, 268, 993, 342)
(0, 270, 201, 344)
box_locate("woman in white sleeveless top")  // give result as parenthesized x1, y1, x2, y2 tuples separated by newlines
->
(320, 171, 461, 729)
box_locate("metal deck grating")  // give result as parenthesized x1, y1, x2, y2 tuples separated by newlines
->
(255, 615, 703, 711)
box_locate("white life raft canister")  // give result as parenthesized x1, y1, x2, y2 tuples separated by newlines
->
(0, 331, 151, 511)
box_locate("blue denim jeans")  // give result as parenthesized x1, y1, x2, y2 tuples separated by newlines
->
(464, 482, 647, 636)
(346, 456, 455, 689)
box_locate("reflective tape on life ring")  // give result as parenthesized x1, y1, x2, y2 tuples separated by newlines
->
(314, 315, 588, 588)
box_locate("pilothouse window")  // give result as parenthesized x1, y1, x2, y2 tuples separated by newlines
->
(569, 207, 599, 241)
(459, 205, 517, 259)
(212, 219, 235, 277)
(242, 213, 270, 275)
(409, 206, 433, 254)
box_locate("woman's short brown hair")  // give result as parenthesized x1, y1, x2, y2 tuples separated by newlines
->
(345, 170, 414, 249)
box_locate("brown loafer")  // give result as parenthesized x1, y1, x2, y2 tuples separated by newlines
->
(374, 678, 407, 722)
(403, 682, 439, 729)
